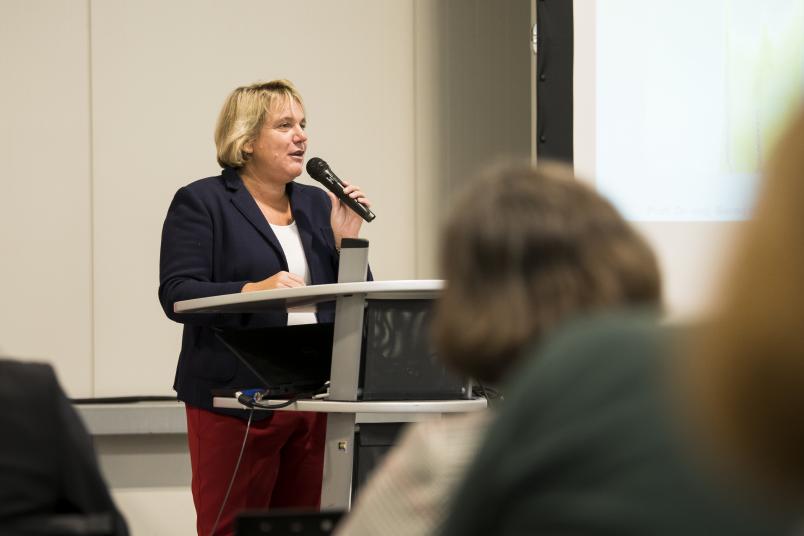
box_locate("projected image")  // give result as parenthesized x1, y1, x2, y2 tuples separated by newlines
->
(596, 0, 804, 221)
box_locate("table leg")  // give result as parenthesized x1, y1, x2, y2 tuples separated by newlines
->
(321, 412, 357, 510)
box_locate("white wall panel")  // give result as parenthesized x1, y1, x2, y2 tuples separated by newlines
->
(111, 487, 195, 535)
(413, 0, 533, 277)
(0, 0, 93, 397)
(636, 221, 743, 320)
(90, 0, 416, 395)
(574, 1, 748, 320)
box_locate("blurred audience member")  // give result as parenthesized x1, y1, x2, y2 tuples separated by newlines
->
(685, 105, 804, 507)
(335, 162, 661, 536)
(0, 359, 128, 535)
(439, 111, 804, 535)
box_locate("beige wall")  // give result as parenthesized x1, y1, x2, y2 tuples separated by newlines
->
(3, 0, 745, 532)
(414, 0, 534, 277)
(1, 1, 532, 532)
(572, 0, 744, 319)
(0, 0, 423, 399)
(0, 0, 533, 399)
(2, 0, 748, 398)
(89, 0, 418, 397)
(0, 2, 421, 532)
(0, 0, 94, 394)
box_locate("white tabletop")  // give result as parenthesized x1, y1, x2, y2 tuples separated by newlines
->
(175, 279, 444, 314)
(213, 396, 487, 414)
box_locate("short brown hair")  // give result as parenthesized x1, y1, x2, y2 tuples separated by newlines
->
(433, 162, 662, 383)
(214, 79, 304, 168)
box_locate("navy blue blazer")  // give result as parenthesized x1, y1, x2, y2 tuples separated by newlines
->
(159, 167, 342, 413)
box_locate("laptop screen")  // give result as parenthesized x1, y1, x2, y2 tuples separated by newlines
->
(214, 323, 333, 397)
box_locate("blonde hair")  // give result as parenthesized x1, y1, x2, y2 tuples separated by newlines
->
(214, 79, 304, 168)
(693, 106, 804, 500)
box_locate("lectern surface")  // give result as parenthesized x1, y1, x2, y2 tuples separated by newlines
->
(174, 280, 444, 314)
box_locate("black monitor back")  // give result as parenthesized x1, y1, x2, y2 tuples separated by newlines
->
(359, 299, 467, 400)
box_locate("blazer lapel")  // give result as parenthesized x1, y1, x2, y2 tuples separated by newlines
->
(223, 168, 288, 269)
(288, 184, 322, 285)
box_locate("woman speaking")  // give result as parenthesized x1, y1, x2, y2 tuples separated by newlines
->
(158, 80, 370, 536)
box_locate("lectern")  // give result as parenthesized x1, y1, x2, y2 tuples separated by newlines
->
(174, 240, 486, 509)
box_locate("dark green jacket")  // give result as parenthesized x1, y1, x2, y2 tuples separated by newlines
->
(441, 313, 794, 536)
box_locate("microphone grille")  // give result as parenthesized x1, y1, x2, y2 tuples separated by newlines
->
(306, 157, 328, 177)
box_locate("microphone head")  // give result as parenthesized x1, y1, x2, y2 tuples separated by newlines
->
(306, 157, 329, 179)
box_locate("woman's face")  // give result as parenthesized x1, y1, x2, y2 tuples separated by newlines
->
(244, 97, 308, 183)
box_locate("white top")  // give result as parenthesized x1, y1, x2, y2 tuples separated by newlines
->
(269, 221, 317, 325)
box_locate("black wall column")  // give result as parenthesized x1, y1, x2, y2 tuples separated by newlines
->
(536, 0, 574, 163)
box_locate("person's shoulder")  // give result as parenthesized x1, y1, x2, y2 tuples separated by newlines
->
(399, 412, 490, 467)
(292, 180, 329, 203)
(169, 169, 238, 210)
(407, 411, 488, 444)
(501, 309, 670, 410)
(480, 310, 674, 473)
(0, 359, 58, 400)
(529, 309, 666, 372)
(180, 170, 231, 194)
(0, 358, 56, 382)
(289, 181, 332, 221)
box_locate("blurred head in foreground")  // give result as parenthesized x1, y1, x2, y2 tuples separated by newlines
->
(434, 161, 662, 384)
(692, 105, 804, 505)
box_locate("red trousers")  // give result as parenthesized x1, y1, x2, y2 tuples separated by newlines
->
(185, 406, 327, 536)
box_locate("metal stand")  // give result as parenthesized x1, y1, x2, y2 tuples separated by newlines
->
(321, 238, 369, 510)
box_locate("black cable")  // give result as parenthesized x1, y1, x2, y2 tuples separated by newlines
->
(237, 390, 321, 410)
(250, 394, 304, 410)
(478, 382, 490, 405)
(215, 329, 329, 410)
(209, 408, 254, 536)
(473, 381, 502, 408)
(70, 395, 177, 404)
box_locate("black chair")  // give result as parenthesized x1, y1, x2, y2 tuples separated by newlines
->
(235, 510, 345, 536)
(1, 513, 120, 535)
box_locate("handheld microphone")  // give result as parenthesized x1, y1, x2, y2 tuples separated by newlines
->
(306, 157, 376, 222)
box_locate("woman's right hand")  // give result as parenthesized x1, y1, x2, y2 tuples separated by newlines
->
(241, 271, 305, 292)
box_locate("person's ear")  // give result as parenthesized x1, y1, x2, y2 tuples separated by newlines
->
(243, 140, 254, 154)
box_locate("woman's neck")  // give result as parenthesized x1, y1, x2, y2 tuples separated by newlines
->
(241, 170, 287, 204)
(240, 170, 293, 224)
